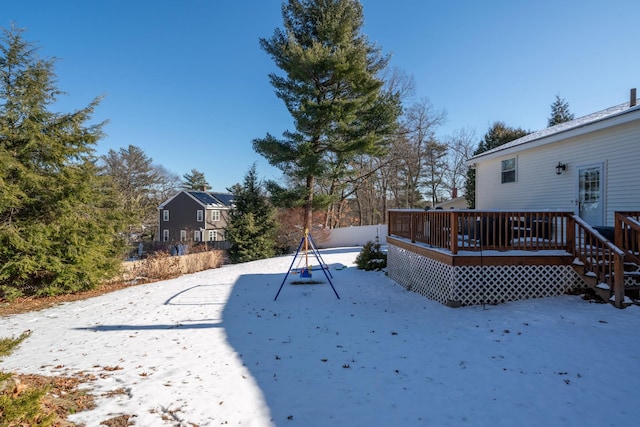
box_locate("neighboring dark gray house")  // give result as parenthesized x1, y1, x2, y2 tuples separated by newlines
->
(158, 190, 234, 246)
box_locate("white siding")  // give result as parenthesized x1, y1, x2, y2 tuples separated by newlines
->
(476, 119, 640, 225)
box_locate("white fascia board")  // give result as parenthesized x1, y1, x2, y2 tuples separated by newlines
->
(470, 108, 640, 164)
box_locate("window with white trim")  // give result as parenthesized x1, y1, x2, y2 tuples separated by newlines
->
(501, 157, 516, 183)
(194, 230, 201, 242)
(180, 230, 186, 241)
(209, 230, 217, 241)
(211, 210, 220, 222)
(197, 210, 203, 222)
(163, 229, 169, 242)
(163, 210, 169, 221)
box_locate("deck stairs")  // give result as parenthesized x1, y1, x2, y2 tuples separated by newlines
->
(571, 257, 640, 304)
(570, 213, 640, 306)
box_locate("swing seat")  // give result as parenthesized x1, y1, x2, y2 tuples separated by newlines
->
(300, 268, 312, 278)
(292, 264, 327, 273)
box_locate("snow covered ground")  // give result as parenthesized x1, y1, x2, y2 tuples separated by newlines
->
(1, 246, 639, 426)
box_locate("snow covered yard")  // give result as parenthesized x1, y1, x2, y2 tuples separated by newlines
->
(1, 246, 639, 426)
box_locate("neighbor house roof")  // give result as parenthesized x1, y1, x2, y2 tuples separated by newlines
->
(210, 193, 234, 206)
(188, 191, 234, 207)
(470, 98, 640, 162)
(158, 190, 234, 209)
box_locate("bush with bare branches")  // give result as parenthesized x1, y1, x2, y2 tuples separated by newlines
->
(118, 250, 224, 284)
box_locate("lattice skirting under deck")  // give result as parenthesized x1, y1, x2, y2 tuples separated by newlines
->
(387, 244, 583, 307)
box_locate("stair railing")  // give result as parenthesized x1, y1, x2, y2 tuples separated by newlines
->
(614, 212, 640, 265)
(571, 215, 625, 308)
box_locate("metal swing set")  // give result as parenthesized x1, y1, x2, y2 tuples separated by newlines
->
(274, 228, 340, 300)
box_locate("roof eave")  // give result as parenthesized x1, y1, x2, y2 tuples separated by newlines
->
(468, 105, 640, 164)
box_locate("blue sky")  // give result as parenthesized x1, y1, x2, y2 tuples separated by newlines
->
(4, 0, 639, 192)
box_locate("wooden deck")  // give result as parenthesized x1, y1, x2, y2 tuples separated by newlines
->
(387, 209, 639, 308)
(387, 235, 574, 267)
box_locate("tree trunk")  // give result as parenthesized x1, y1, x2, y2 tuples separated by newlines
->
(304, 175, 315, 232)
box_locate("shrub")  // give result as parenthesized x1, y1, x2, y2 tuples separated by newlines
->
(0, 380, 54, 426)
(0, 285, 23, 302)
(118, 250, 225, 284)
(355, 241, 387, 271)
(0, 330, 55, 426)
(0, 331, 31, 359)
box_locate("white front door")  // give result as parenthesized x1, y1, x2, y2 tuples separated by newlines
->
(576, 163, 604, 226)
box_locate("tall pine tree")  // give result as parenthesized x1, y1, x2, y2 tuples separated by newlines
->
(226, 164, 278, 263)
(253, 0, 400, 232)
(0, 25, 126, 297)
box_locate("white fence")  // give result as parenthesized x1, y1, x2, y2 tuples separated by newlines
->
(321, 224, 388, 248)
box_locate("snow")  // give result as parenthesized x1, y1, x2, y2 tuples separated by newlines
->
(1, 246, 640, 426)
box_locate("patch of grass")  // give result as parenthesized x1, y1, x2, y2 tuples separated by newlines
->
(0, 330, 55, 426)
(0, 330, 95, 426)
(0, 381, 54, 426)
(0, 373, 96, 427)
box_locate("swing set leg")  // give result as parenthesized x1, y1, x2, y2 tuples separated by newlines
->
(274, 237, 305, 301)
(273, 231, 340, 300)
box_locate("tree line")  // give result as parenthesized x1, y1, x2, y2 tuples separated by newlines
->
(1, 2, 576, 296)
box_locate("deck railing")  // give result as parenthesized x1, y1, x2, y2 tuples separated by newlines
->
(615, 212, 640, 265)
(388, 209, 571, 254)
(388, 209, 627, 308)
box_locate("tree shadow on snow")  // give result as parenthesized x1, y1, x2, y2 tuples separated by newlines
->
(222, 267, 404, 426)
(75, 321, 222, 331)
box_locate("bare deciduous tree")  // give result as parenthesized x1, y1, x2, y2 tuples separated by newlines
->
(442, 127, 476, 203)
(399, 97, 446, 207)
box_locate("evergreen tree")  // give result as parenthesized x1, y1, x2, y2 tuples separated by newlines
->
(463, 122, 529, 208)
(182, 168, 210, 191)
(226, 164, 278, 263)
(548, 94, 574, 126)
(0, 25, 126, 297)
(253, 0, 400, 232)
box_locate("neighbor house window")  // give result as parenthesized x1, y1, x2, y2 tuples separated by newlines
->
(163, 229, 169, 242)
(211, 210, 220, 222)
(194, 230, 201, 242)
(209, 230, 217, 241)
(501, 158, 516, 183)
(197, 210, 203, 222)
(163, 210, 169, 221)
(180, 230, 186, 241)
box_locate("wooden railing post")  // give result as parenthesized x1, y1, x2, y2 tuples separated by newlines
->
(409, 212, 418, 243)
(613, 252, 625, 308)
(566, 214, 575, 252)
(614, 212, 623, 248)
(451, 211, 459, 254)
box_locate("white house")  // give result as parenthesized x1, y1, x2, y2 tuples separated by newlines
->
(469, 89, 640, 228)
(384, 90, 640, 309)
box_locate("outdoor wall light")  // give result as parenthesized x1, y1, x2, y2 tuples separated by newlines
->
(555, 162, 566, 175)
